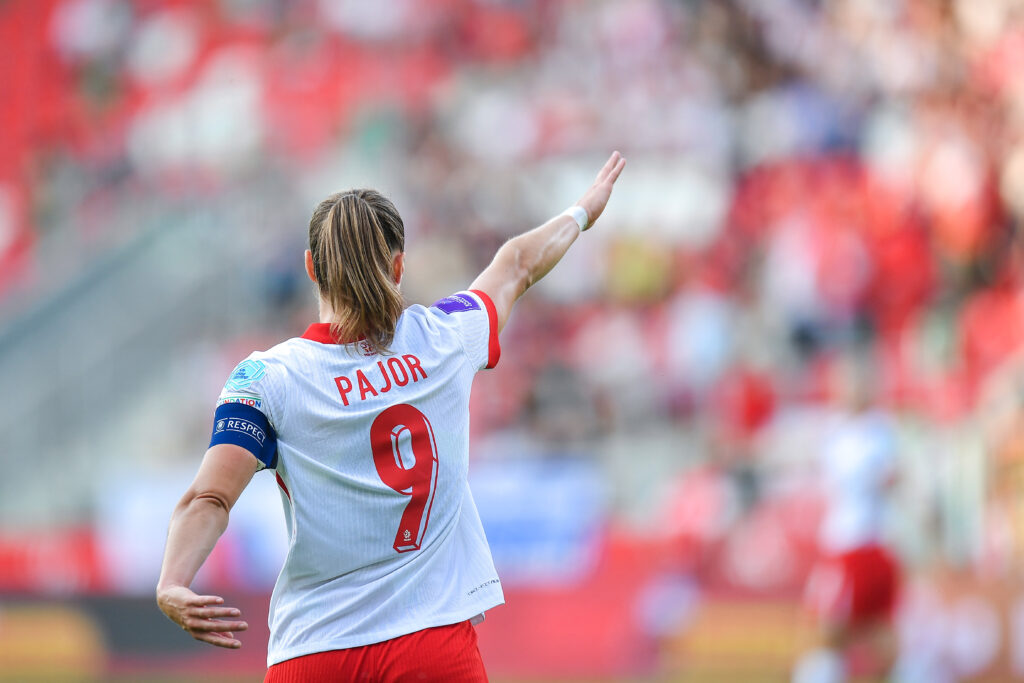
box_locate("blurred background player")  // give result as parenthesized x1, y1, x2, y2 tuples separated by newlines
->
(156, 153, 625, 681)
(794, 357, 900, 683)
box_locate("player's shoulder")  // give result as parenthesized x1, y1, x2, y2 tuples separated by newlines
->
(414, 291, 488, 331)
(401, 291, 476, 323)
(223, 336, 306, 390)
(431, 291, 487, 314)
(395, 302, 448, 345)
(222, 349, 277, 397)
(249, 337, 307, 368)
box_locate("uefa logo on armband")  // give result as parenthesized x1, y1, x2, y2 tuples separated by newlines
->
(216, 420, 226, 432)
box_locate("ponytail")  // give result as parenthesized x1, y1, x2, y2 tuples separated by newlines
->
(308, 189, 406, 353)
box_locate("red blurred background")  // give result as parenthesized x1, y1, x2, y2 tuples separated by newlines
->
(4, 0, 1024, 680)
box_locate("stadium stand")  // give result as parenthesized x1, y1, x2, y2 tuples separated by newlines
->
(5, 0, 1024, 679)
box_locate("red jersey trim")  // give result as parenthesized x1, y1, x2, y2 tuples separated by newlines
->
(300, 323, 363, 345)
(469, 289, 501, 369)
(275, 473, 291, 500)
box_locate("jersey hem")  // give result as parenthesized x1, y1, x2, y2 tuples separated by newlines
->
(266, 598, 505, 668)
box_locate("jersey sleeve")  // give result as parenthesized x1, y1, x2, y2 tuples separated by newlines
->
(209, 356, 279, 470)
(429, 289, 500, 370)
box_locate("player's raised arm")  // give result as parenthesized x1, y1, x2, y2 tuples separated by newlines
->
(156, 444, 259, 649)
(470, 151, 626, 333)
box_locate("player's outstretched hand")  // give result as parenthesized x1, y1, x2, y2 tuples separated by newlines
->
(157, 584, 248, 649)
(576, 150, 626, 229)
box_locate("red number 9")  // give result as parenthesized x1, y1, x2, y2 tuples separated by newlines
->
(370, 404, 439, 553)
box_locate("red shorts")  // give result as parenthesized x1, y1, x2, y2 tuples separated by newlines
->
(264, 620, 488, 683)
(804, 544, 899, 626)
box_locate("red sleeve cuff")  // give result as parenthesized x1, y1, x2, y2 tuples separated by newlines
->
(469, 289, 501, 369)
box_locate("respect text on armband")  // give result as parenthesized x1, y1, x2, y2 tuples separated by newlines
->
(334, 354, 427, 406)
(214, 417, 267, 446)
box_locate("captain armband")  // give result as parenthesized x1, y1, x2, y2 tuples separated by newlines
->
(209, 402, 278, 470)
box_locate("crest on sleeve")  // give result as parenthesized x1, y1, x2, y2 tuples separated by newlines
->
(225, 359, 267, 391)
(432, 293, 480, 315)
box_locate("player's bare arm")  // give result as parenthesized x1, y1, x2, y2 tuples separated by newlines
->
(470, 150, 626, 332)
(156, 443, 259, 648)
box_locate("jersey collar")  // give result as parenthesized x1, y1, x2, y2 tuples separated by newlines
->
(301, 323, 363, 345)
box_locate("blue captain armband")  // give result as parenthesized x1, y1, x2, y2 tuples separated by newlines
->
(209, 402, 278, 470)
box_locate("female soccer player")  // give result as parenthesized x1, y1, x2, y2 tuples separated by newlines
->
(156, 151, 626, 681)
(793, 365, 900, 683)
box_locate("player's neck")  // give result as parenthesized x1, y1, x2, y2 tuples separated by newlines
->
(318, 298, 338, 324)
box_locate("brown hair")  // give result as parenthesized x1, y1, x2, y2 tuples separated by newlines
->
(308, 189, 406, 353)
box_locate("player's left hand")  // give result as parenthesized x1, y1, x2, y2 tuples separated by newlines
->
(156, 584, 248, 649)
(575, 150, 627, 229)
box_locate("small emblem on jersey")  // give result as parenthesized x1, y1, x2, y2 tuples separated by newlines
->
(225, 360, 266, 391)
(359, 340, 375, 356)
(432, 293, 480, 314)
(217, 394, 263, 409)
(403, 529, 412, 542)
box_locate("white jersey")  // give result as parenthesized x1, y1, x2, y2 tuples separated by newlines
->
(213, 290, 505, 666)
(818, 410, 897, 554)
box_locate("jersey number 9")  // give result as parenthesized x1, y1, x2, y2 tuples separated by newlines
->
(370, 404, 440, 553)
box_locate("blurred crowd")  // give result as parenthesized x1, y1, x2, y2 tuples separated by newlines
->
(7, 0, 1024, 677)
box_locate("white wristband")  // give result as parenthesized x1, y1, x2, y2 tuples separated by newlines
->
(560, 205, 590, 232)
